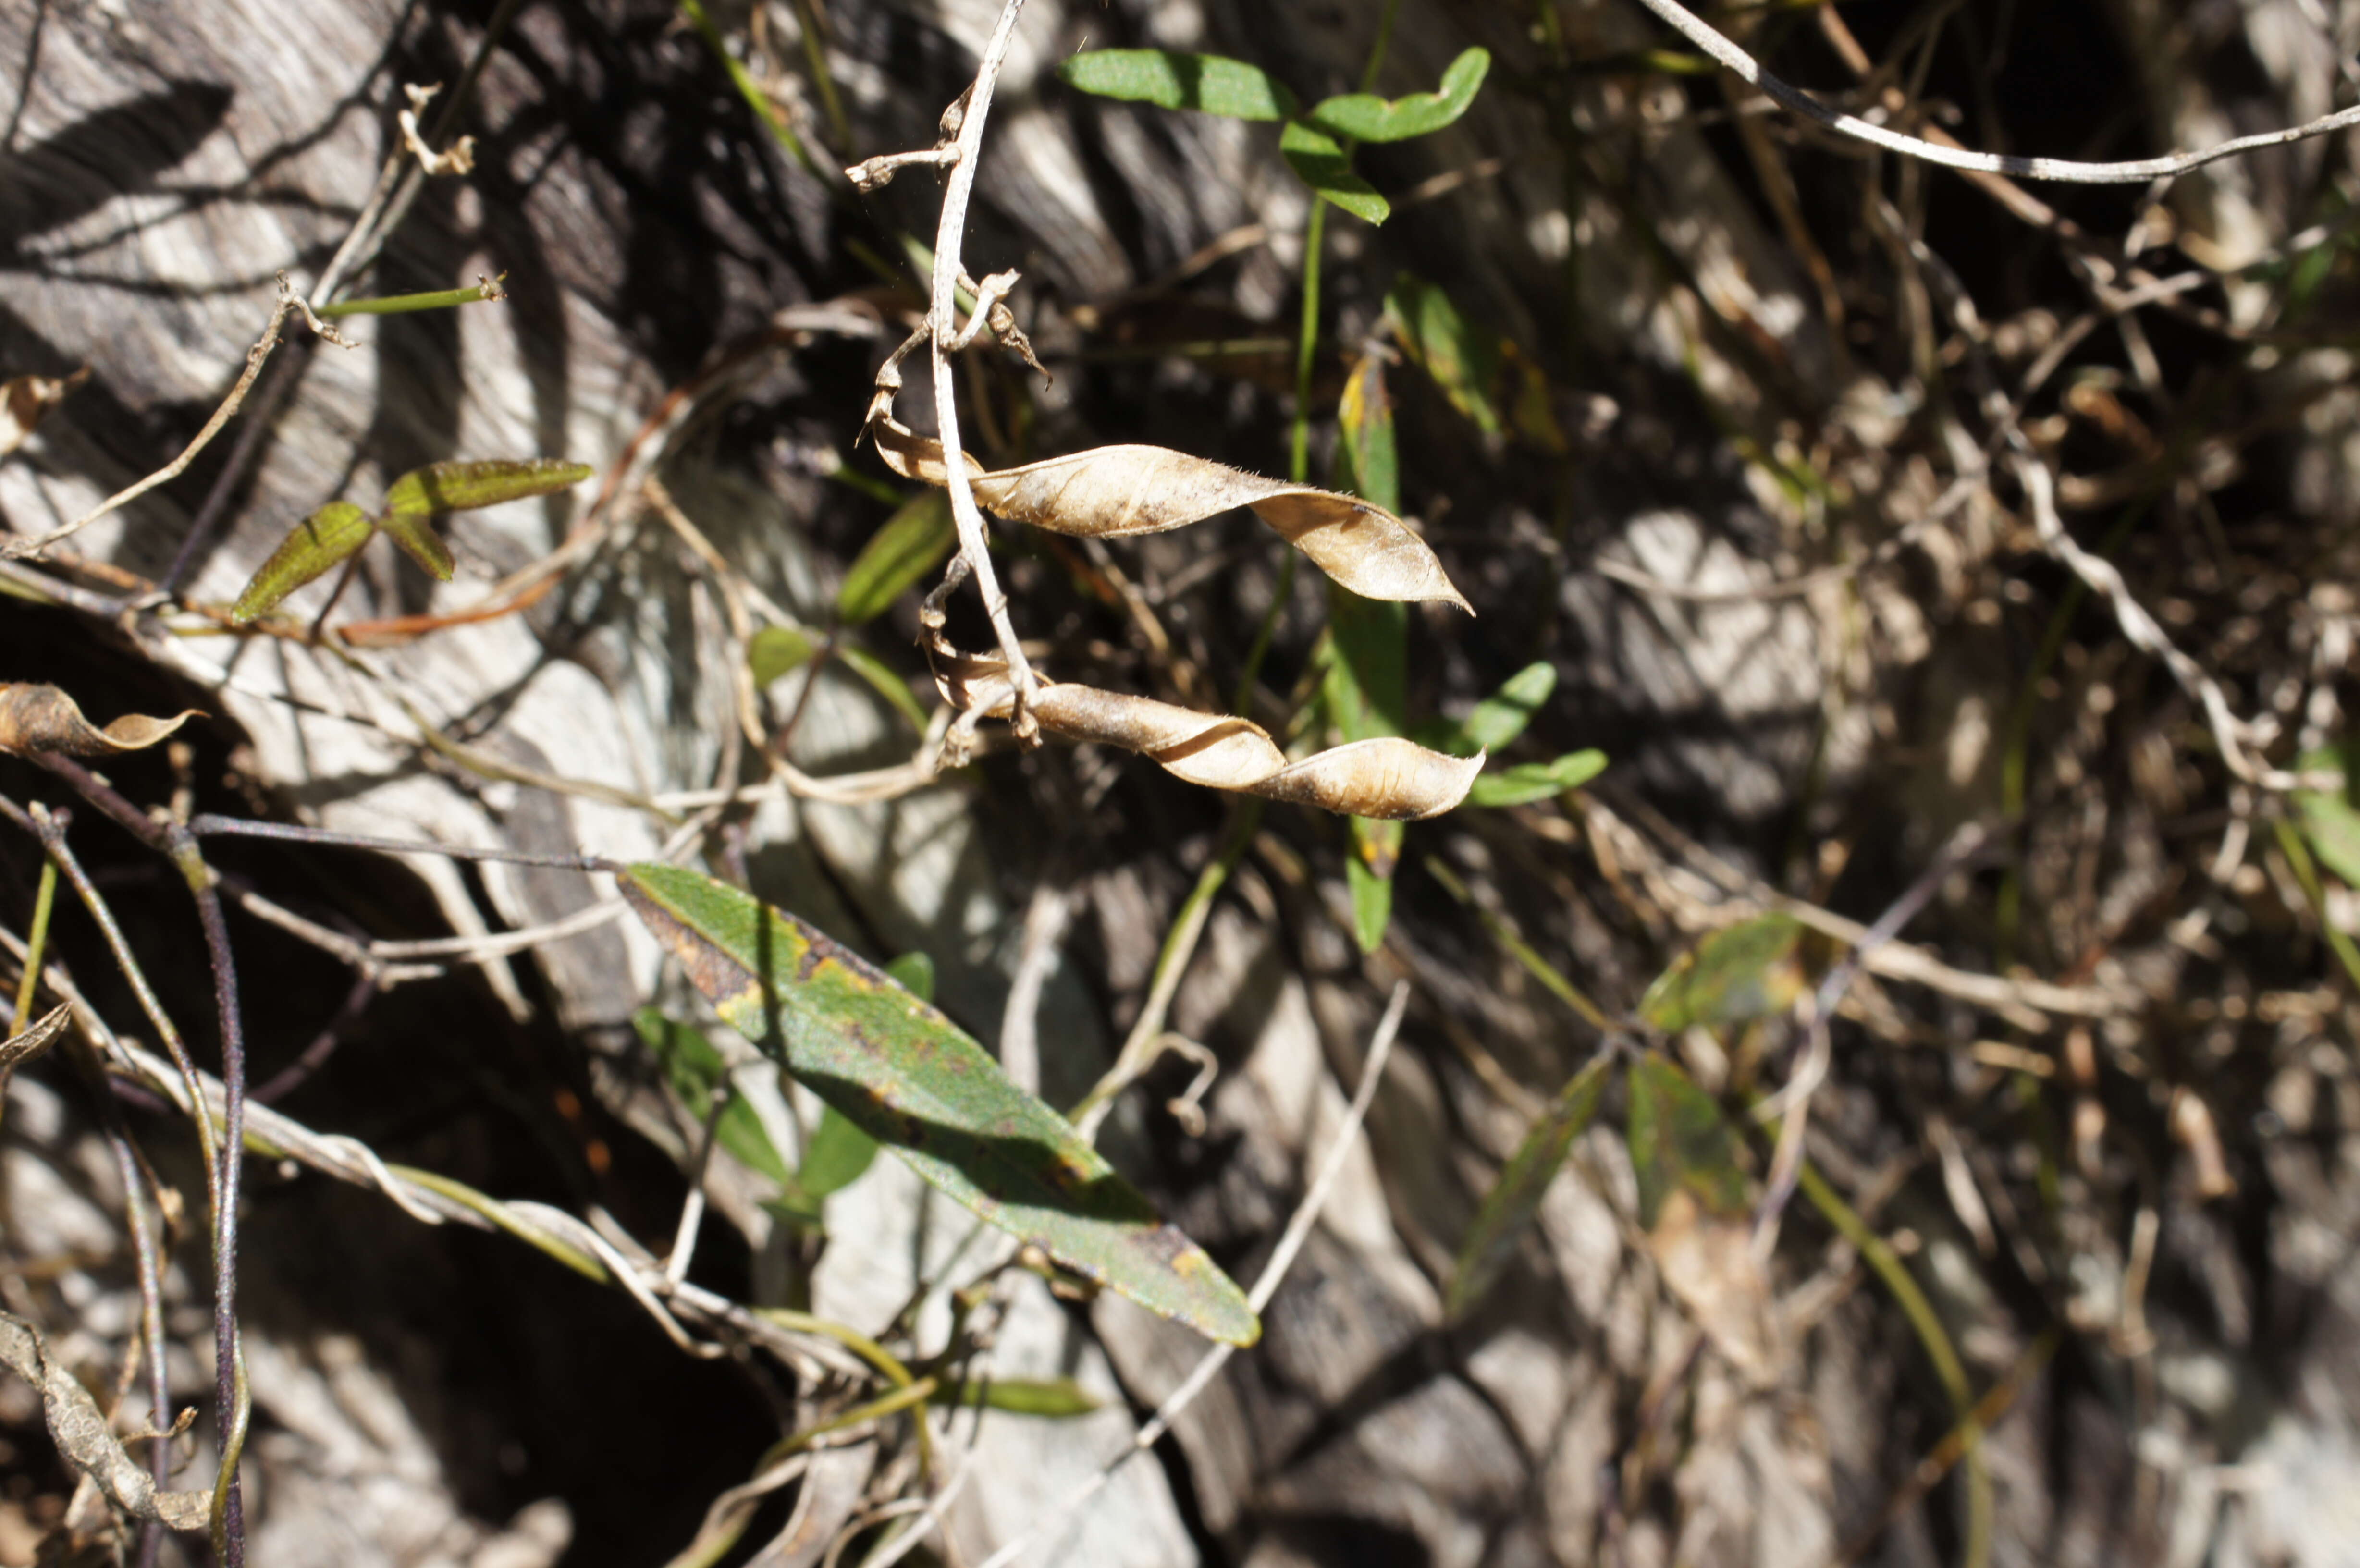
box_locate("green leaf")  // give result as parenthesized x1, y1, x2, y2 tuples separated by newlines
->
(1280, 121, 1390, 224)
(1347, 855, 1394, 955)
(377, 512, 454, 581)
(749, 626, 817, 688)
(1465, 750, 1606, 807)
(1446, 1054, 1612, 1318)
(1384, 277, 1565, 450)
(1626, 1054, 1748, 1229)
(883, 950, 935, 1001)
(1307, 47, 1490, 143)
(1056, 49, 1298, 120)
(1637, 913, 1817, 1033)
(1455, 663, 1557, 755)
(931, 1377, 1101, 1418)
(620, 864, 1259, 1346)
(1385, 275, 1502, 434)
(384, 458, 595, 516)
(2295, 741, 2360, 886)
(1335, 351, 1399, 514)
(838, 643, 933, 735)
(230, 502, 376, 624)
(632, 1007, 795, 1189)
(1328, 352, 1408, 953)
(838, 491, 955, 625)
(799, 1106, 880, 1199)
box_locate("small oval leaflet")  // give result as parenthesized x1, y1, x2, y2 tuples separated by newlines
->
(619, 862, 1261, 1347)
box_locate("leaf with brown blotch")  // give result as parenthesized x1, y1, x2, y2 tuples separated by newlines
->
(932, 637, 1482, 820)
(870, 416, 1469, 610)
(0, 368, 88, 459)
(0, 684, 200, 757)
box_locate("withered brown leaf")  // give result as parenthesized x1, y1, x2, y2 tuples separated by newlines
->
(871, 416, 1470, 611)
(932, 637, 1482, 820)
(0, 684, 200, 757)
(0, 1004, 70, 1081)
(0, 368, 89, 459)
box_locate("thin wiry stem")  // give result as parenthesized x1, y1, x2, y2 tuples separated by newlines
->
(172, 822, 250, 1563)
(924, 0, 1042, 736)
(1631, 0, 2360, 183)
(976, 984, 1412, 1568)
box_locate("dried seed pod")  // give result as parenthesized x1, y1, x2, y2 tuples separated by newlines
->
(0, 684, 200, 757)
(932, 637, 1481, 820)
(870, 415, 1470, 611)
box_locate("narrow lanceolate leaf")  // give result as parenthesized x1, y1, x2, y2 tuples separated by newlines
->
(1453, 663, 1557, 754)
(932, 634, 1483, 821)
(620, 863, 1260, 1346)
(932, 1377, 1102, 1417)
(2295, 742, 2360, 886)
(837, 491, 954, 625)
(1465, 750, 1606, 808)
(1626, 1054, 1749, 1229)
(1447, 1054, 1612, 1319)
(869, 417, 1467, 609)
(1307, 47, 1491, 143)
(383, 458, 595, 515)
(230, 501, 375, 623)
(1637, 913, 1818, 1033)
(748, 625, 818, 687)
(1279, 121, 1390, 224)
(633, 1007, 794, 1188)
(1056, 49, 1299, 121)
(377, 511, 454, 581)
(838, 645, 932, 734)
(0, 684, 200, 757)
(1384, 276, 1566, 451)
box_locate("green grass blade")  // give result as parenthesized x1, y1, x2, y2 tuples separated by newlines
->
(621, 863, 1259, 1346)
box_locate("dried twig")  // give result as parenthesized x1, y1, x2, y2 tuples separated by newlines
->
(974, 983, 1412, 1568)
(2, 277, 347, 563)
(865, 0, 1046, 736)
(1631, 0, 2360, 183)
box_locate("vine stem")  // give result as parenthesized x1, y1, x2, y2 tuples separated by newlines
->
(1631, 0, 2360, 184)
(927, 0, 1042, 737)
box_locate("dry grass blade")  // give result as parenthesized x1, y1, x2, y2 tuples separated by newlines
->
(0, 684, 201, 757)
(0, 1002, 72, 1080)
(933, 637, 1482, 818)
(0, 1310, 212, 1531)
(871, 417, 1470, 609)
